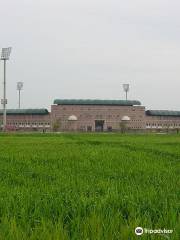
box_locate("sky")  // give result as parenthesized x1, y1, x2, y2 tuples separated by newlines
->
(0, 0, 180, 110)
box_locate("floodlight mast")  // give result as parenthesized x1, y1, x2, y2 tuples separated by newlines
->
(1, 47, 12, 131)
(123, 84, 129, 101)
(17, 82, 23, 109)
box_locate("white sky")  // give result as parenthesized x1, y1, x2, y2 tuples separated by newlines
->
(0, 0, 180, 110)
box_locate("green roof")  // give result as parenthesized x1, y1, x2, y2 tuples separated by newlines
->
(0, 109, 49, 115)
(146, 110, 180, 117)
(54, 99, 141, 106)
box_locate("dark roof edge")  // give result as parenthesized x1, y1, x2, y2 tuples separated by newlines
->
(53, 99, 141, 106)
(146, 110, 180, 117)
(0, 109, 49, 115)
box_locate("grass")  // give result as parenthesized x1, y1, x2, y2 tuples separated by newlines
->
(0, 133, 179, 239)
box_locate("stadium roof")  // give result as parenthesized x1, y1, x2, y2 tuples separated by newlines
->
(54, 99, 141, 106)
(146, 110, 180, 117)
(0, 109, 49, 115)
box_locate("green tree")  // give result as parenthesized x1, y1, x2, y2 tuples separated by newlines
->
(52, 120, 61, 132)
(119, 121, 127, 133)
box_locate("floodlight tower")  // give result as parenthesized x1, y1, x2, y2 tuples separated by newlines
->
(123, 84, 129, 101)
(0, 47, 12, 131)
(17, 82, 23, 109)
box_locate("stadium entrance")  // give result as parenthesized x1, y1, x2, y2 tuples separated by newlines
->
(95, 120, 104, 132)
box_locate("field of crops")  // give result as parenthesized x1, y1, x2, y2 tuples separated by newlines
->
(0, 133, 179, 239)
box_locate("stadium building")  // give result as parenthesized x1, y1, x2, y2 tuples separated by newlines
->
(0, 109, 51, 131)
(145, 110, 180, 131)
(1, 99, 180, 132)
(51, 99, 145, 131)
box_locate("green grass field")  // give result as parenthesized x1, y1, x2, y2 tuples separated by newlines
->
(0, 133, 179, 240)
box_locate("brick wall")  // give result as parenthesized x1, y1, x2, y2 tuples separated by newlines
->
(0, 114, 51, 131)
(145, 115, 180, 130)
(51, 104, 146, 131)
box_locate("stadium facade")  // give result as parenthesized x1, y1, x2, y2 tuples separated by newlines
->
(1, 99, 180, 132)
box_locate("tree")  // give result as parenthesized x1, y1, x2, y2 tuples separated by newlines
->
(52, 120, 61, 132)
(119, 121, 127, 133)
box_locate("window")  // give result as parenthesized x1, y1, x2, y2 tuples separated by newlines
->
(107, 126, 112, 132)
(87, 126, 92, 132)
(80, 126, 86, 131)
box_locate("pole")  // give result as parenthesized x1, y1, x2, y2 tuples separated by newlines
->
(3, 60, 6, 131)
(19, 89, 20, 109)
(126, 91, 127, 101)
